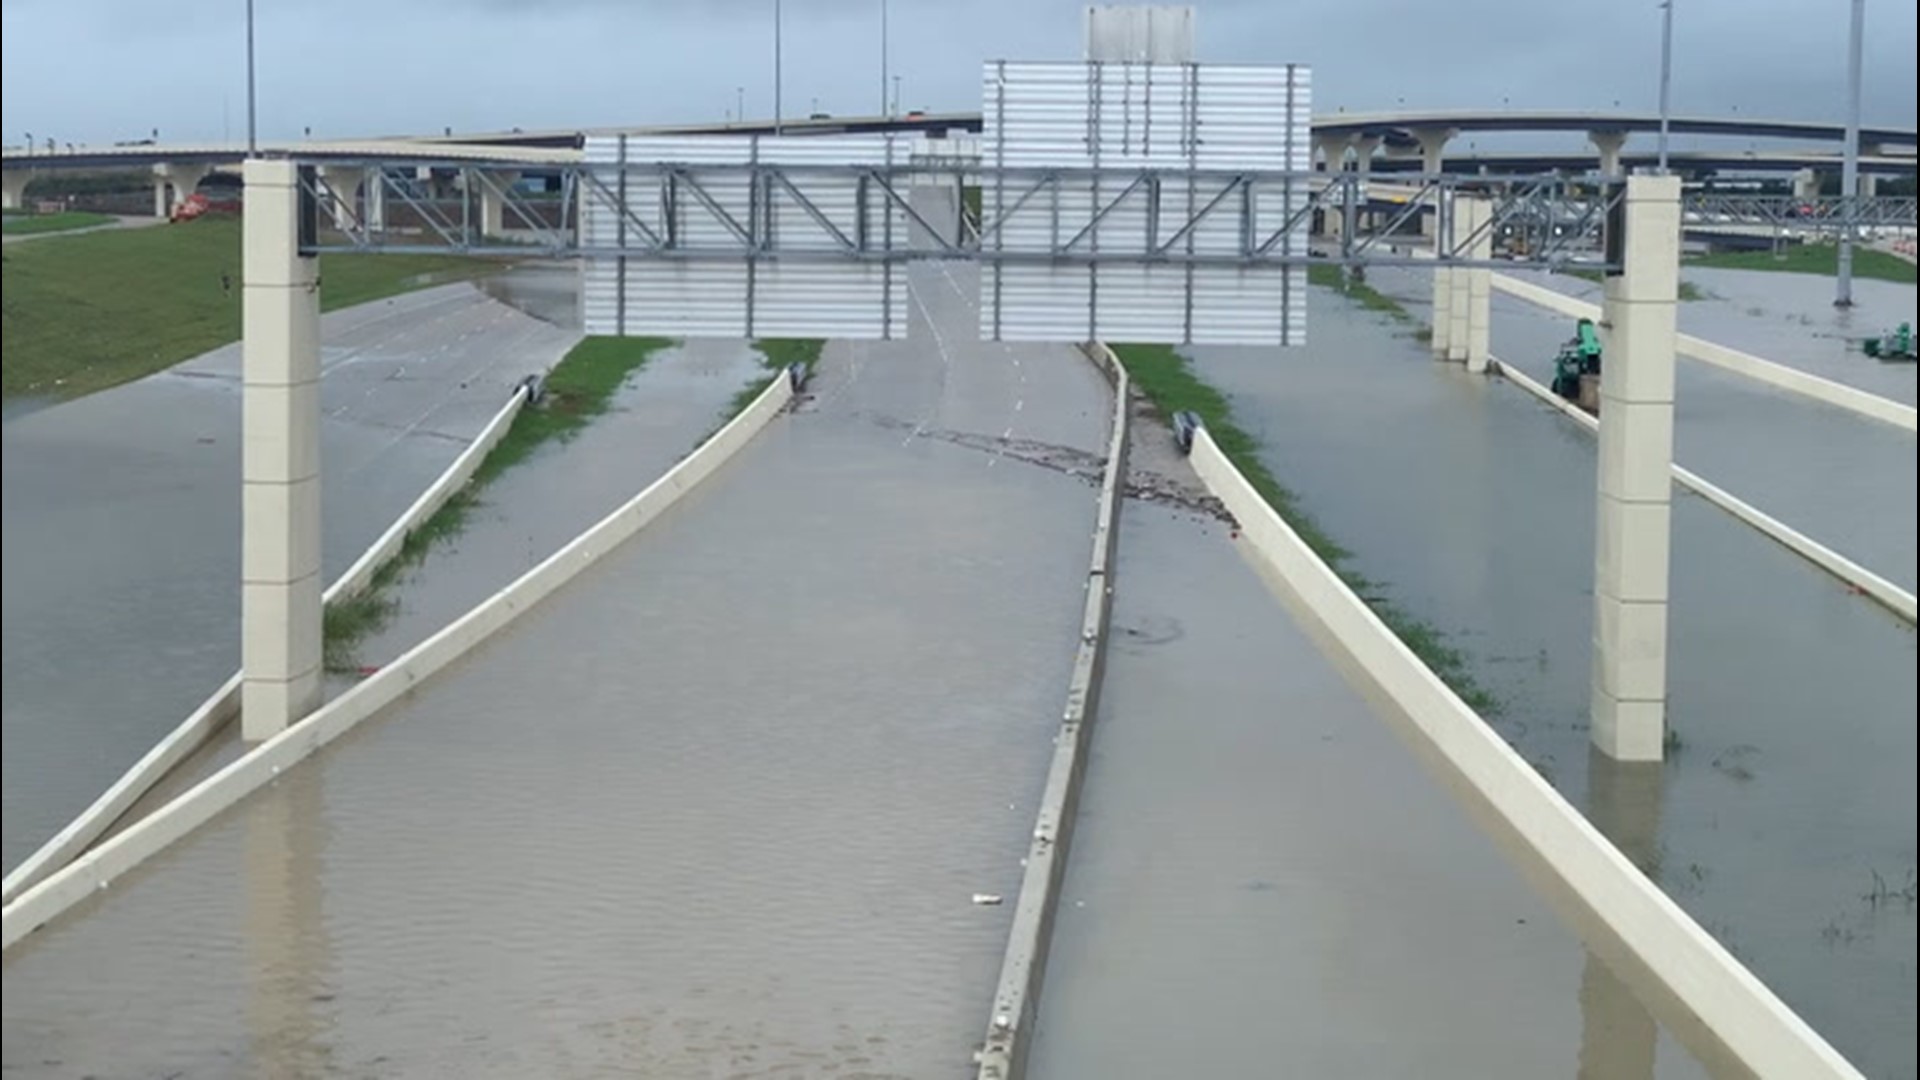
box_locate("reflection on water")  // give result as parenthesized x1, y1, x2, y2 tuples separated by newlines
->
(244, 766, 335, 1077)
(1579, 755, 1668, 1080)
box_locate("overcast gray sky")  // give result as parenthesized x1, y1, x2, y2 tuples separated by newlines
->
(2, 0, 1914, 147)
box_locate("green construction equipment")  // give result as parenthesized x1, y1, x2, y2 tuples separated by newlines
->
(1861, 322, 1914, 362)
(1551, 317, 1604, 403)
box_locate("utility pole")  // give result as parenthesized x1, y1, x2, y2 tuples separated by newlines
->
(773, 0, 784, 136)
(1657, 0, 1674, 173)
(1835, 0, 1864, 307)
(881, 0, 890, 117)
(246, 0, 258, 154)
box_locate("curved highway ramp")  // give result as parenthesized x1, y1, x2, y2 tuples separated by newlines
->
(2, 264, 1113, 1078)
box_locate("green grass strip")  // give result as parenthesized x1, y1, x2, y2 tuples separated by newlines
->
(323, 334, 674, 670)
(3, 216, 499, 400)
(1110, 341, 1500, 715)
(1684, 244, 1916, 285)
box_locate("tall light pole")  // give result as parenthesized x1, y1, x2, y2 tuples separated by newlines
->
(881, 0, 890, 117)
(1656, 0, 1674, 173)
(737, 86, 746, 124)
(1835, 0, 1864, 308)
(245, 0, 258, 153)
(773, 0, 784, 135)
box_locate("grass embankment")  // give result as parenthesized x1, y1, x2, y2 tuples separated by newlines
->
(2, 216, 498, 400)
(1685, 244, 1917, 285)
(1307, 264, 1424, 327)
(1110, 341, 1499, 714)
(737, 338, 824, 414)
(323, 335, 674, 669)
(1564, 266, 1710, 301)
(3, 211, 116, 236)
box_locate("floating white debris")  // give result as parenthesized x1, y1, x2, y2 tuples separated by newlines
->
(972, 893, 1004, 906)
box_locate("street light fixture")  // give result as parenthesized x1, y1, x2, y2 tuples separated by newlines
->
(246, 0, 258, 154)
(1836, 0, 1864, 307)
(773, 0, 784, 136)
(1657, 0, 1674, 173)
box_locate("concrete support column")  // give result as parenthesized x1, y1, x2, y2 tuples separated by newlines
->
(1430, 194, 1455, 360)
(1314, 133, 1350, 173)
(241, 159, 324, 741)
(1589, 129, 1629, 177)
(1447, 230, 1471, 363)
(1412, 127, 1455, 236)
(1792, 168, 1820, 202)
(1351, 135, 1381, 237)
(1463, 198, 1492, 373)
(1430, 265, 1453, 359)
(152, 163, 212, 217)
(1857, 173, 1879, 198)
(1591, 174, 1682, 762)
(1, 170, 31, 211)
(478, 170, 522, 238)
(316, 165, 362, 231)
(362, 167, 386, 232)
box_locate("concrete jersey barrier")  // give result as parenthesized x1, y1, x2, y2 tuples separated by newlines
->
(1488, 358, 1915, 624)
(974, 342, 1129, 1080)
(1491, 272, 1918, 433)
(1185, 425, 1862, 1079)
(2, 373, 794, 950)
(0, 382, 532, 906)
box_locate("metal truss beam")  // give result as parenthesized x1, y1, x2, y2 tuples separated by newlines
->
(288, 157, 1920, 271)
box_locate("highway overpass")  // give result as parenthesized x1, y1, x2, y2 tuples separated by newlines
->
(7, 107, 1914, 214)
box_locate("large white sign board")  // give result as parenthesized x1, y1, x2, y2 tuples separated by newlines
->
(581, 135, 914, 340)
(981, 61, 1312, 347)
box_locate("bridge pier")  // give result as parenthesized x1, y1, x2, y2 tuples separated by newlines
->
(316, 165, 363, 231)
(1592, 174, 1681, 762)
(1, 169, 31, 211)
(478, 169, 523, 239)
(1589, 130, 1629, 177)
(1351, 134, 1381, 237)
(1411, 127, 1455, 236)
(152, 162, 210, 218)
(240, 159, 324, 741)
(1792, 168, 1820, 202)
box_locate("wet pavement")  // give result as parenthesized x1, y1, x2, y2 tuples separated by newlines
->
(1182, 278, 1916, 1079)
(2, 280, 577, 875)
(1026, 472, 1713, 1079)
(2, 265, 1116, 1078)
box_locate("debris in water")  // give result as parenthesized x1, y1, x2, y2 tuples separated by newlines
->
(972, 893, 1004, 906)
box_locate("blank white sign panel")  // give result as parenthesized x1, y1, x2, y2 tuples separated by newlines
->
(981, 60, 1312, 347)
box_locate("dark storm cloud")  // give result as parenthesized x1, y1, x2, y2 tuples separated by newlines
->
(3, 0, 1914, 147)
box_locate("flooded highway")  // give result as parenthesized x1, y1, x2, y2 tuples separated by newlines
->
(1185, 275, 1916, 1078)
(1, 280, 578, 873)
(2, 265, 1114, 1078)
(1027, 476, 1711, 1079)
(1443, 267, 1918, 591)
